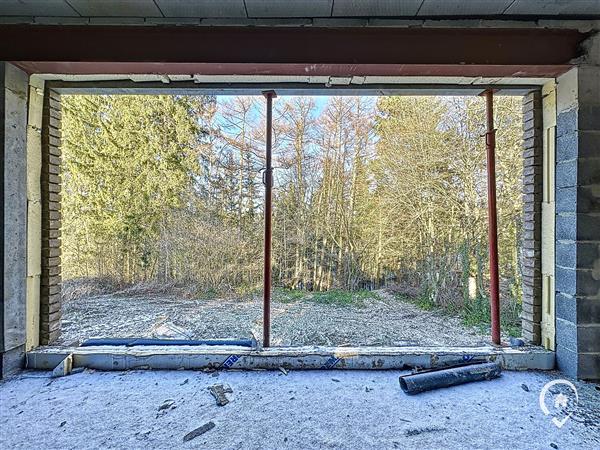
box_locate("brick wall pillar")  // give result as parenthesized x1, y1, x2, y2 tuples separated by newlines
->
(521, 91, 543, 344)
(40, 89, 61, 345)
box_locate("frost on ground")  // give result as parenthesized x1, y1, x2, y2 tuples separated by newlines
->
(57, 288, 499, 347)
(1, 369, 598, 449)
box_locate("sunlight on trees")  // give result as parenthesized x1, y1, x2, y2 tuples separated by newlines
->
(61, 94, 523, 326)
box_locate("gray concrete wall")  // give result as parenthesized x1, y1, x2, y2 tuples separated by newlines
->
(1, 62, 29, 378)
(554, 61, 600, 380)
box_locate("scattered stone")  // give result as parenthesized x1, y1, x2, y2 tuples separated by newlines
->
(279, 367, 288, 376)
(405, 427, 446, 437)
(209, 384, 232, 406)
(365, 387, 374, 392)
(183, 421, 215, 442)
(158, 399, 176, 411)
(550, 443, 558, 449)
(59, 421, 66, 428)
(509, 337, 525, 347)
(521, 384, 530, 392)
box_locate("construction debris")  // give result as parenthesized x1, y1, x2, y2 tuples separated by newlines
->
(509, 337, 525, 347)
(279, 367, 288, 375)
(183, 421, 215, 442)
(399, 362, 502, 395)
(51, 354, 73, 378)
(209, 384, 232, 406)
(158, 399, 176, 411)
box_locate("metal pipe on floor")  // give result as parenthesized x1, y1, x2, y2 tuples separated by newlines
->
(399, 361, 502, 394)
(262, 90, 276, 348)
(484, 89, 501, 345)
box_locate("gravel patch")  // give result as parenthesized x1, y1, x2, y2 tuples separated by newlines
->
(58, 290, 497, 347)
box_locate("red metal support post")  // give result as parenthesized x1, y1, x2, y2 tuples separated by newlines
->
(483, 89, 501, 345)
(262, 90, 276, 347)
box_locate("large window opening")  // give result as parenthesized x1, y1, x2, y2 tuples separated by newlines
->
(57, 93, 524, 347)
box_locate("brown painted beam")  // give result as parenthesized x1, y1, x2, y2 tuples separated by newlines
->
(0, 25, 587, 65)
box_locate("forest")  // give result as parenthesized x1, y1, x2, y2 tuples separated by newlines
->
(61, 94, 524, 329)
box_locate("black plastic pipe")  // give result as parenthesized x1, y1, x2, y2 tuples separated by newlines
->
(80, 338, 255, 347)
(399, 362, 502, 395)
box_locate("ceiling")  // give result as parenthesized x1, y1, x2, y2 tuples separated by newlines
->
(1, 0, 599, 20)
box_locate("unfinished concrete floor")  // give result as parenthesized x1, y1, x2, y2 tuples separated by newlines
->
(1, 369, 598, 449)
(57, 289, 501, 347)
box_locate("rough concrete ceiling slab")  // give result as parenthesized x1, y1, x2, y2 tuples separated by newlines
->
(504, 0, 600, 15)
(0, 0, 78, 16)
(417, 0, 514, 16)
(246, 0, 333, 17)
(154, 0, 247, 18)
(67, 0, 163, 17)
(332, 0, 423, 17)
(1, 0, 599, 18)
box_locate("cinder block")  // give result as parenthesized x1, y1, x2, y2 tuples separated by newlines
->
(556, 108, 578, 138)
(576, 297, 600, 325)
(578, 131, 600, 158)
(555, 344, 578, 378)
(576, 242, 600, 270)
(577, 213, 600, 241)
(555, 292, 577, 324)
(556, 159, 578, 188)
(556, 132, 578, 162)
(578, 353, 600, 381)
(556, 318, 578, 352)
(556, 266, 577, 296)
(577, 325, 600, 353)
(579, 105, 600, 131)
(577, 186, 600, 213)
(555, 187, 577, 213)
(556, 241, 577, 269)
(574, 269, 600, 297)
(578, 158, 600, 186)
(556, 214, 577, 241)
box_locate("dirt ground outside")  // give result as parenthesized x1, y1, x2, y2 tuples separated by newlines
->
(57, 286, 504, 347)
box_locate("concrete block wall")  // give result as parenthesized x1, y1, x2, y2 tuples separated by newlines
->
(521, 91, 543, 344)
(554, 66, 600, 380)
(1, 63, 29, 377)
(39, 89, 62, 345)
(25, 75, 44, 350)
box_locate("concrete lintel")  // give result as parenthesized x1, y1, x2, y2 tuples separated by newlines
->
(26, 345, 555, 372)
(44, 81, 540, 97)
